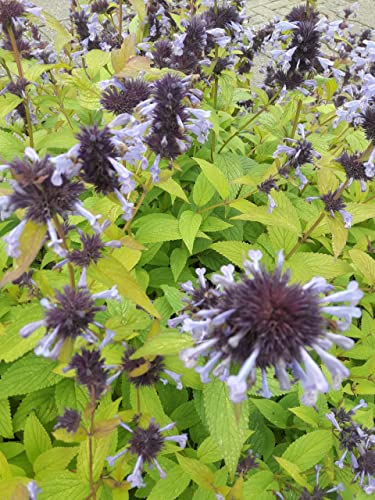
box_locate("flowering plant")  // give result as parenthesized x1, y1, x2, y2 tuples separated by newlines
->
(0, 0, 374, 498)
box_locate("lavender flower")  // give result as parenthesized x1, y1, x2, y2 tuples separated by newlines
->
(54, 408, 81, 433)
(306, 189, 352, 229)
(361, 106, 375, 144)
(0, 0, 25, 27)
(299, 465, 344, 499)
(258, 177, 279, 213)
(68, 348, 109, 399)
(326, 400, 374, 494)
(106, 420, 187, 488)
(237, 450, 259, 475)
(175, 250, 362, 406)
(337, 151, 372, 191)
(100, 78, 151, 116)
(0, 148, 101, 257)
(19, 273, 120, 359)
(26, 480, 41, 500)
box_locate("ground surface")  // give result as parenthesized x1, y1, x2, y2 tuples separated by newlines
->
(33, 0, 375, 30)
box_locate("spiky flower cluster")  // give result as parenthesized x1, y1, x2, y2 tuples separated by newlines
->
(337, 151, 373, 191)
(106, 419, 187, 488)
(54, 408, 81, 434)
(69, 348, 110, 400)
(172, 250, 362, 406)
(306, 189, 352, 229)
(100, 78, 151, 116)
(0, 148, 103, 258)
(326, 400, 375, 494)
(19, 270, 120, 359)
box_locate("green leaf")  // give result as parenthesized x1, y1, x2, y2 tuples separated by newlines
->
(0, 354, 62, 397)
(38, 471, 90, 500)
(131, 331, 193, 358)
(13, 387, 57, 432)
(77, 435, 112, 482)
(129, 385, 169, 425)
(24, 414, 52, 463)
(274, 456, 309, 488)
(250, 399, 289, 428)
(170, 247, 189, 281)
(88, 255, 160, 318)
(0, 220, 47, 287)
(158, 177, 189, 203)
(179, 211, 202, 254)
(349, 249, 375, 285)
(287, 253, 351, 282)
(0, 131, 25, 161)
(161, 285, 184, 312)
(135, 213, 181, 243)
(328, 216, 348, 258)
(0, 94, 22, 119)
(177, 455, 215, 491)
(197, 437, 222, 464)
(0, 400, 13, 438)
(210, 241, 252, 267)
(204, 378, 247, 477)
(192, 173, 215, 207)
(148, 465, 191, 500)
(282, 430, 332, 472)
(200, 216, 232, 232)
(193, 158, 230, 199)
(34, 447, 80, 479)
(85, 50, 111, 72)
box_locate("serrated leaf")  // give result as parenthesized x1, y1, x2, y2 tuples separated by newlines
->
(274, 456, 309, 488)
(349, 249, 375, 285)
(77, 435, 112, 482)
(0, 400, 13, 438)
(192, 173, 215, 207)
(179, 211, 202, 254)
(158, 176, 189, 202)
(38, 471, 90, 500)
(200, 216, 233, 232)
(0, 220, 46, 287)
(170, 247, 188, 281)
(135, 214, 181, 244)
(129, 385, 169, 425)
(161, 285, 184, 312)
(0, 354, 62, 397)
(204, 379, 247, 477)
(148, 465, 191, 500)
(0, 131, 24, 161)
(328, 216, 348, 258)
(210, 241, 252, 267)
(177, 455, 215, 491)
(193, 158, 230, 199)
(0, 94, 22, 119)
(282, 430, 332, 472)
(88, 255, 160, 318)
(197, 437, 222, 464)
(250, 398, 289, 428)
(24, 414, 52, 463)
(287, 253, 351, 282)
(131, 332, 193, 358)
(34, 447, 79, 479)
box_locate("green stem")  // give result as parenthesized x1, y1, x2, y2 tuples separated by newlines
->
(7, 24, 34, 148)
(88, 388, 97, 500)
(118, 0, 123, 44)
(285, 179, 350, 260)
(218, 91, 280, 154)
(52, 215, 76, 289)
(291, 99, 302, 139)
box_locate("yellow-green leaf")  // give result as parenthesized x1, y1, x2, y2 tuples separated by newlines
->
(349, 249, 375, 285)
(193, 158, 230, 199)
(177, 455, 215, 491)
(24, 414, 52, 463)
(210, 241, 252, 267)
(88, 255, 160, 318)
(179, 211, 202, 254)
(274, 456, 310, 489)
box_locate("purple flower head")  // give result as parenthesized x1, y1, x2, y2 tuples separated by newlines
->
(54, 408, 81, 433)
(176, 250, 362, 406)
(0, 0, 25, 27)
(145, 74, 190, 160)
(106, 419, 187, 488)
(100, 78, 151, 116)
(122, 347, 165, 388)
(361, 106, 375, 144)
(69, 348, 109, 399)
(337, 151, 371, 191)
(286, 5, 320, 23)
(299, 465, 344, 499)
(237, 450, 259, 475)
(19, 276, 120, 359)
(64, 230, 121, 269)
(91, 0, 109, 14)
(307, 189, 352, 229)
(288, 19, 321, 73)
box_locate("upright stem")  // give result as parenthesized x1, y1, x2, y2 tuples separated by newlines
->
(120, 177, 153, 235)
(291, 99, 302, 139)
(118, 0, 123, 44)
(52, 215, 76, 289)
(285, 179, 350, 260)
(218, 92, 280, 154)
(88, 388, 97, 500)
(7, 24, 34, 148)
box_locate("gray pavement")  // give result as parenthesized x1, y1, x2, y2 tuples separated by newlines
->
(33, 1, 375, 31)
